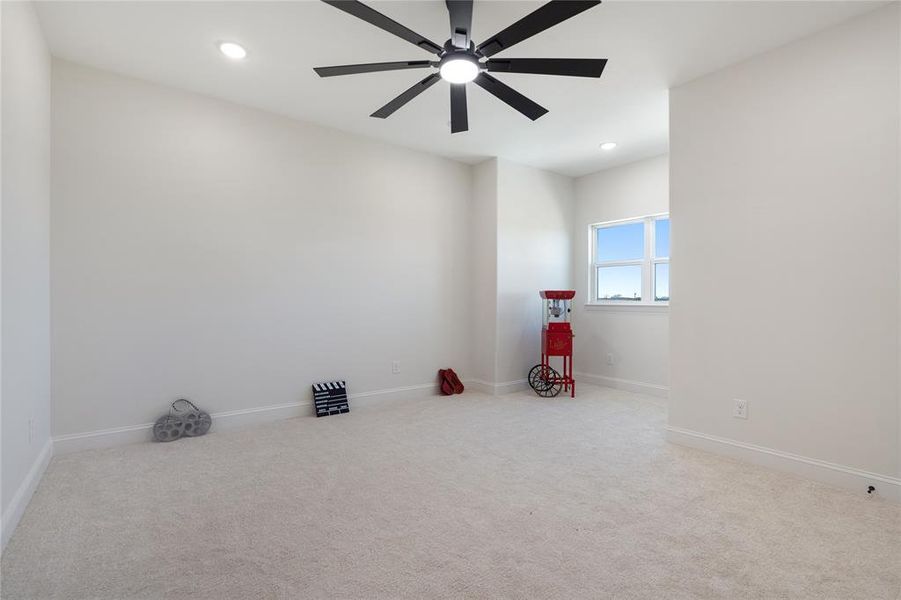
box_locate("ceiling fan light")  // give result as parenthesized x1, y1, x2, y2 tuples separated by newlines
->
(440, 58, 479, 84)
(218, 42, 247, 60)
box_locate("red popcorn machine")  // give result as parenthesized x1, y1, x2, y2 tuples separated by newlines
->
(528, 290, 576, 398)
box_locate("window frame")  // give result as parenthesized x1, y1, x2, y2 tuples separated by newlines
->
(589, 213, 669, 307)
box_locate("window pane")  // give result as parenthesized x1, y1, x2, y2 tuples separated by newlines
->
(655, 263, 670, 301)
(597, 265, 642, 301)
(596, 222, 644, 261)
(655, 218, 670, 258)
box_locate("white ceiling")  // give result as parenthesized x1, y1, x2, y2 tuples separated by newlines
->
(36, 0, 884, 176)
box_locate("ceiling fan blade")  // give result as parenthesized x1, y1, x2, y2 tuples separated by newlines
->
(371, 73, 441, 119)
(321, 0, 443, 55)
(446, 0, 474, 49)
(314, 60, 434, 78)
(486, 58, 607, 78)
(450, 84, 469, 133)
(476, 0, 601, 58)
(473, 73, 548, 121)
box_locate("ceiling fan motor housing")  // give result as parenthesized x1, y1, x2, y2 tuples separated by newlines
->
(441, 39, 478, 57)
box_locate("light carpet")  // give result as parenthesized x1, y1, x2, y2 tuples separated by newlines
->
(1, 385, 899, 599)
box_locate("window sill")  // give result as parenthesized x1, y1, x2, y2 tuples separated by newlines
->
(583, 303, 669, 313)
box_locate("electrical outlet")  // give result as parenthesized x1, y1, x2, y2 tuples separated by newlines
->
(391, 360, 401, 374)
(606, 353, 615, 366)
(733, 399, 748, 419)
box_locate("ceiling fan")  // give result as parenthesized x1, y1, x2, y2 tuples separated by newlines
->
(314, 0, 607, 133)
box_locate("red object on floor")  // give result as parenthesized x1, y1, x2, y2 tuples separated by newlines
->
(445, 368, 464, 394)
(438, 368, 464, 395)
(438, 369, 455, 395)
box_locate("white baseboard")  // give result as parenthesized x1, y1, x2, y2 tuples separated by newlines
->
(575, 372, 669, 398)
(352, 382, 438, 404)
(53, 382, 439, 455)
(1, 438, 53, 552)
(53, 422, 157, 455)
(464, 379, 494, 394)
(465, 378, 528, 395)
(494, 378, 528, 394)
(666, 426, 901, 502)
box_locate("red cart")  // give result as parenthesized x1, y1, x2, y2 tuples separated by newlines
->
(528, 290, 575, 398)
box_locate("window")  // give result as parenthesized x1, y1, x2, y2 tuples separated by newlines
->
(591, 214, 669, 305)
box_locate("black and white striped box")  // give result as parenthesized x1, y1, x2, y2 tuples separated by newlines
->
(312, 381, 349, 417)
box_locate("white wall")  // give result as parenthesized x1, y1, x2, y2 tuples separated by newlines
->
(51, 61, 473, 439)
(470, 159, 498, 387)
(669, 6, 900, 484)
(465, 158, 575, 393)
(495, 159, 574, 388)
(572, 156, 669, 395)
(1, 1, 54, 549)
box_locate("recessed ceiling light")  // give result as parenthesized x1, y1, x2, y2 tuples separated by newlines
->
(218, 42, 247, 60)
(600, 142, 617, 150)
(439, 58, 479, 84)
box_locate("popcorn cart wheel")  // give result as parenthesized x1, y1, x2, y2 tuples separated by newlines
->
(527, 364, 563, 398)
